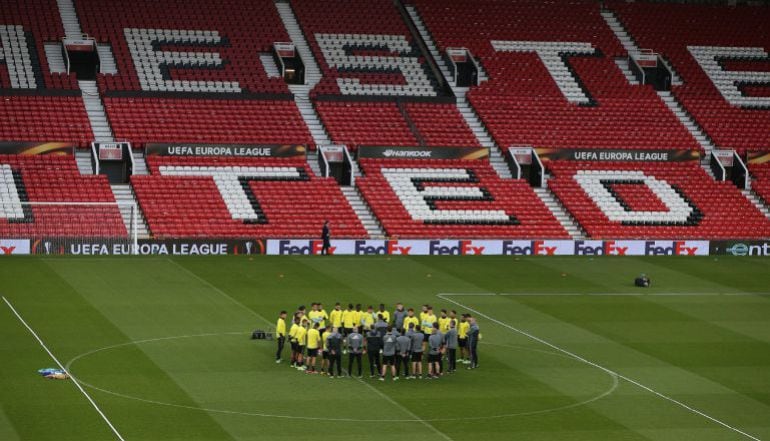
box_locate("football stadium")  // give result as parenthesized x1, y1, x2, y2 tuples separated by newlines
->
(1, 0, 770, 439)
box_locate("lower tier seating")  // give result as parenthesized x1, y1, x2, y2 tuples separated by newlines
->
(132, 156, 365, 238)
(0, 155, 125, 237)
(0, 96, 93, 148)
(357, 158, 568, 238)
(750, 163, 770, 206)
(104, 97, 313, 148)
(547, 161, 770, 239)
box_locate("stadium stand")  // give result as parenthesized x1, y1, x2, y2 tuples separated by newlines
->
(1, 0, 93, 146)
(546, 160, 770, 239)
(72, 0, 313, 147)
(290, 0, 477, 149)
(356, 158, 568, 238)
(411, 0, 701, 152)
(132, 156, 366, 238)
(609, 1, 770, 153)
(0, 154, 125, 237)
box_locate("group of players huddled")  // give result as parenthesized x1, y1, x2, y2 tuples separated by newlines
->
(274, 303, 480, 381)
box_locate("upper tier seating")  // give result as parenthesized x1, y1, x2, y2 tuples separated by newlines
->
(104, 97, 312, 148)
(74, 0, 290, 94)
(750, 163, 770, 206)
(609, 1, 770, 153)
(73, 0, 312, 148)
(0, 0, 78, 90)
(132, 156, 366, 238)
(412, 0, 700, 152)
(291, 0, 477, 149)
(357, 158, 568, 238)
(547, 160, 770, 239)
(0, 154, 125, 237)
(1, 1, 92, 146)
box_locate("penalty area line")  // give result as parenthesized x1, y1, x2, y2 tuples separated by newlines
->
(437, 293, 761, 441)
(2, 296, 126, 441)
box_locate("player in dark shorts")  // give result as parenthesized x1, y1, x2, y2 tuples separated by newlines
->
(408, 324, 424, 379)
(379, 327, 398, 381)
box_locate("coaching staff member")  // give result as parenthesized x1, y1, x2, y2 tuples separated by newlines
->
(321, 220, 331, 255)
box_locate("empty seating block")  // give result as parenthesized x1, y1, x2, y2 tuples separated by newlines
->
(0, 96, 93, 147)
(750, 163, 770, 206)
(357, 158, 568, 238)
(610, 1, 770, 153)
(133, 156, 366, 238)
(547, 161, 770, 239)
(104, 97, 312, 148)
(0, 0, 79, 90)
(292, 0, 476, 149)
(315, 101, 418, 148)
(0, 155, 125, 237)
(413, 0, 700, 152)
(74, 0, 290, 94)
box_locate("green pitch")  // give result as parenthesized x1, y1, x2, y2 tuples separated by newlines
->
(1, 256, 770, 440)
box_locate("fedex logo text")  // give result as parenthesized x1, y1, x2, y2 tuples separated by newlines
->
(644, 241, 701, 256)
(429, 240, 486, 256)
(574, 240, 629, 256)
(354, 241, 411, 255)
(277, 240, 334, 255)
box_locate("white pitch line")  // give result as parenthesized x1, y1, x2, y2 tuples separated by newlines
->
(438, 293, 762, 441)
(2, 296, 126, 441)
(497, 292, 761, 297)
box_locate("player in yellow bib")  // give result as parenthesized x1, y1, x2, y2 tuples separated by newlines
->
(329, 303, 343, 329)
(305, 323, 321, 373)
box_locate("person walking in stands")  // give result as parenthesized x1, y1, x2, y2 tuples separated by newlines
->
(466, 316, 480, 369)
(444, 319, 458, 373)
(321, 220, 331, 255)
(275, 310, 287, 363)
(327, 328, 343, 378)
(347, 326, 364, 377)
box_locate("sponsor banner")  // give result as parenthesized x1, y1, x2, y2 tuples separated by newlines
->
(710, 240, 770, 256)
(30, 239, 265, 256)
(746, 151, 770, 164)
(145, 143, 306, 158)
(536, 148, 700, 163)
(358, 146, 489, 160)
(266, 239, 711, 256)
(0, 239, 31, 255)
(0, 142, 76, 156)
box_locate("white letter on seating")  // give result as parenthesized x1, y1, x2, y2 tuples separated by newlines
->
(492, 41, 595, 104)
(316, 34, 437, 97)
(382, 168, 511, 223)
(574, 170, 693, 224)
(688, 46, 770, 108)
(124, 28, 240, 93)
(0, 164, 24, 220)
(159, 166, 301, 222)
(0, 25, 37, 89)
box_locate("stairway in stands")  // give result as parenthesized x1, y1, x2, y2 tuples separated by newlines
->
(743, 189, 770, 220)
(533, 187, 586, 240)
(340, 187, 385, 238)
(110, 184, 151, 238)
(405, 5, 512, 180)
(274, 0, 332, 148)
